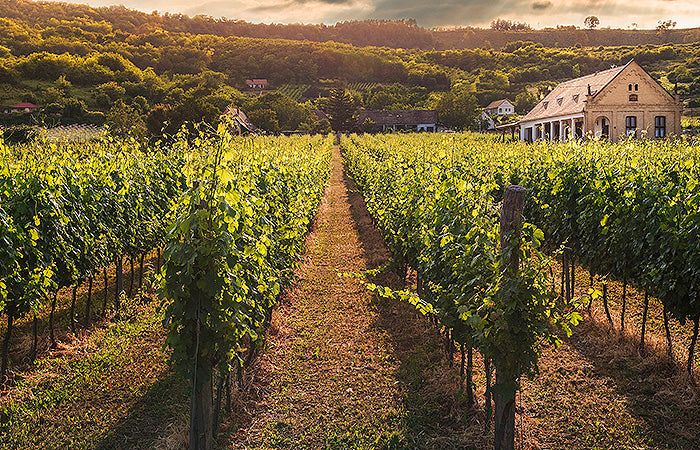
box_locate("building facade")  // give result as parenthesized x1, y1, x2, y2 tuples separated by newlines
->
(357, 110, 438, 132)
(518, 60, 682, 142)
(3, 102, 38, 113)
(246, 79, 268, 89)
(485, 99, 515, 116)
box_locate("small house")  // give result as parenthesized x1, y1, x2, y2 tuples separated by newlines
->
(484, 99, 515, 116)
(246, 79, 268, 90)
(357, 110, 438, 133)
(4, 102, 38, 113)
(222, 106, 258, 135)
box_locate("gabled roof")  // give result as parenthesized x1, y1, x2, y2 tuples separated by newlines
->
(485, 99, 512, 110)
(223, 106, 258, 133)
(521, 62, 630, 123)
(310, 109, 329, 121)
(357, 109, 438, 126)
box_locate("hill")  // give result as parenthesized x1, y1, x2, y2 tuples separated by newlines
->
(1, 0, 700, 51)
(0, 0, 698, 134)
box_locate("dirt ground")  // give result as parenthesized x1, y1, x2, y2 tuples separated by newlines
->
(2, 146, 699, 449)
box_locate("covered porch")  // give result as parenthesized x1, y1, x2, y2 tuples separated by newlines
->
(520, 114, 585, 142)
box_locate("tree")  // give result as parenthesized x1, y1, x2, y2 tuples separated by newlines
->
(106, 100, 146, 141)
(656, 20, 677, 41)
(515, 91, 538, 114)
(584, 16, 600, 29)
(243, 92, 310, 131)
(490, 19, 531, 31)
(325, 88, 357, 133)
(434, 90, 479, 131)
(247, 109, 279, 133)
(657, 19, 677, 31)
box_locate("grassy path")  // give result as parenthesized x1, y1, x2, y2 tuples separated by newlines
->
(225, 145, 700, 450)
(223, 146, 473, 449)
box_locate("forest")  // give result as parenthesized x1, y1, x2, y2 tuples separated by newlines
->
(0, 0, 699, 135)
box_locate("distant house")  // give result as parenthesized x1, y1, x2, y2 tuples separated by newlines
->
(357, 110, 438, 132)
(481, 99, 516, 131)
(310, 109, 329, 122)
(517, 60, 682, 142)
(4, 102, 38, 113)
(222, 106, 258, 135)
(484, 99, 515, 116)
(246, 79, 268, 90)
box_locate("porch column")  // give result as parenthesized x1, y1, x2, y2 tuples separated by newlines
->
(570, 118, 575, 140)
(560, 119, 565, 142)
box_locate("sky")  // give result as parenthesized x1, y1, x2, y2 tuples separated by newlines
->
(49, 0, 700, 29)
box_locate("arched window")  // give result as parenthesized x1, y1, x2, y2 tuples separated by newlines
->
(629, 94, 638, 101)
(635, 84, 639, 91)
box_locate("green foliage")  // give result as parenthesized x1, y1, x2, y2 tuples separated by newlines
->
(326, 88, 357, 133)
(158, 132, 332, 383)
(434, 89, 479, 130)
(243, 92, 312, 132)
(0, 136, 186, 355)
(344, 131, 700, 354)
(342, 133, 584, 401)
(105, 100, 146, 141)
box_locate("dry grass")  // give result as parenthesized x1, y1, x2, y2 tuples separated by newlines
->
(2, 146, 699, 449)
(0, 251, 162, 385)
(223, 146, 700, 449)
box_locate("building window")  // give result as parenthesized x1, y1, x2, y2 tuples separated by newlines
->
(655, 116, 666, 138)
(629, 94, 638, 101)
(625, 116, 637, 137)
(628, 84, 632, 91)
(635, 84, 639, 91)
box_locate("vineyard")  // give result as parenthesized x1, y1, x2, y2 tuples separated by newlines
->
(347, 82, 382, 92)
(342, 133, 700, 447)
(0, 131, 699, 449)
(276, 84, 311, 102)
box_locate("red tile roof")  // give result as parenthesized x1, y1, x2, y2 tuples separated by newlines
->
(11, 102, 37, 108)
(521, 63, 628, 122)
(485, 99, 511, 110)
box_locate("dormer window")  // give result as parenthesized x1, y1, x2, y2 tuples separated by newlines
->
(557, 97, 563, 105)
(543, 101, 549, 109)
(572, 94, 579, 102)
(629, 94, 638, 102)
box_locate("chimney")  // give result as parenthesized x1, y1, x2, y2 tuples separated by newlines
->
(587, 84, 592, 96)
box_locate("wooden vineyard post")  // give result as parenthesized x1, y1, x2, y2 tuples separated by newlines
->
(189, 179, 214, 450)
(494, 185, 526, 450)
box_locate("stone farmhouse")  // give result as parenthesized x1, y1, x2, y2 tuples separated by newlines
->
(515, 60, 681, 142)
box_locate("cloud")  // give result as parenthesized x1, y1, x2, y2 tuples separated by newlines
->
(531, 1, 552, 10)
(43, 0, 700, 29)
